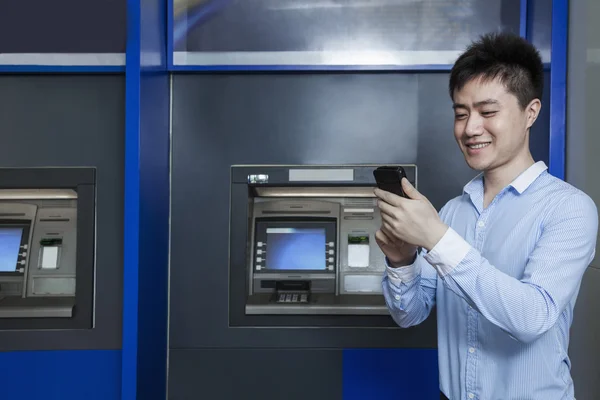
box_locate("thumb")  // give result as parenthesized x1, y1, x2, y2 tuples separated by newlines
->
(402, 178, 424, 200)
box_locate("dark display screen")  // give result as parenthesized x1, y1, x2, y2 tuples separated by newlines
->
(265, 228, 326, 271)
(0, 227, 23, 272)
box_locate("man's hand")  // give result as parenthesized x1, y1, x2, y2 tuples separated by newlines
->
(375, 228, 418, 266)
(374, 178, 448, 251)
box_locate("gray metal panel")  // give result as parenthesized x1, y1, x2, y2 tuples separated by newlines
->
(167, 348, 343, 400)
(0, 75, 124, 350)
(0, 0, 126, 53)
(567, 0, 600, 266)
(566, 1, 600, 397)
(569, 266, 600, 400)
(169, 73, 437, 349)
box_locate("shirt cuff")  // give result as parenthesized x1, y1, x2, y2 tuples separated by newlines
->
(385, 257, 421, 287)
(424, 227, 471, 277)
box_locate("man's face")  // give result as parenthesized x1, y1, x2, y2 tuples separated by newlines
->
(452, 77, 540, 172)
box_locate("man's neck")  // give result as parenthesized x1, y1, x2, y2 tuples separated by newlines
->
(483, 152, 535, 207)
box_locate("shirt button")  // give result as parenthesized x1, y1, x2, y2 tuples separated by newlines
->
(394, 295, 400, 300)
(469, 347, 475, 353)
(468, 394, 474, 399)
(477, 221, 485, 228)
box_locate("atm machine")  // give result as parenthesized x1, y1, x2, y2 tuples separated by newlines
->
(228, 164, 417, 327)
(0, 168, 95, 330)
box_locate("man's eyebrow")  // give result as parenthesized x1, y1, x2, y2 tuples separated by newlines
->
(452, 99, 499, 110)
(474, 99, 499, 107)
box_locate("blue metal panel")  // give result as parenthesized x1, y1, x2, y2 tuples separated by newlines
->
(167, 0, 174, 68)
(0, 350, 121, 400)
(549, 0, 568, 179)
(122, 0, 141, 397)
(124, 0, 169, 397)
(137, 72, 170, 400)
(137, 0, 170, 397)
(520, 0, 529, 38)
(343, 348, 439, 400)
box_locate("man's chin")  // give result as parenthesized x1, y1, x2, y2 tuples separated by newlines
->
(464, 157, 489, 172)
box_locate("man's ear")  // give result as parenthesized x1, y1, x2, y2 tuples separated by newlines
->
(525, 98, 541, 129)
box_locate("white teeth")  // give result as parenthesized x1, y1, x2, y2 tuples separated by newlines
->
(468, 143, 491, 149)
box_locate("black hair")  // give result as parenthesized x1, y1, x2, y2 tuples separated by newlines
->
(449, 32, 544, 109)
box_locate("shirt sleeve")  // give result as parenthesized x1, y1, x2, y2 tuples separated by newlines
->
(424, 191, 599, 343)
(380, 203, 452, 329)
(382, 251, 438, 328)
(423, 228, 471, 277)
(385, 253, 421, 286)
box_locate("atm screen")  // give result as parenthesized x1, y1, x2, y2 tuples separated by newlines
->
(265, 228, 326, 271)
(0, 227, 23, 272)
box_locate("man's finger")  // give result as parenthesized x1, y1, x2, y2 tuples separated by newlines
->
(380, 211, 396, 229)
(377, 228, 408, 250)
(381, 221, 401, 241)
(401, 178, 425, 200)
(375, 229, 391, 246)
(374, 187, 404, 207)
(376, 198, 399, 219)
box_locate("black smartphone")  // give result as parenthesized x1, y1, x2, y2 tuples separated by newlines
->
(373, 166, 407, 198)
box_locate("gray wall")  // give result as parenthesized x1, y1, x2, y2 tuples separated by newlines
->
(168, 72, 551, 398)
(0, 75, 124, 350)
(567, 1, 600, 399)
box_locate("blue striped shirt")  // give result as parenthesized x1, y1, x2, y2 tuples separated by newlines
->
(382, 161, 598, 400)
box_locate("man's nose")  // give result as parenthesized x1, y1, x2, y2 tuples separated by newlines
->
(464, 115, 484, 136)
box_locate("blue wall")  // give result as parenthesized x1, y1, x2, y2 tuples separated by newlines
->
(343, 349, 439, 400)
(0, 350, 121, 399)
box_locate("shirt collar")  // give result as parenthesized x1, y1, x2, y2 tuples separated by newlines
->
(463, 172, 484, 196)
(463, 161, 548, 195)
(509, 161, 548, 193)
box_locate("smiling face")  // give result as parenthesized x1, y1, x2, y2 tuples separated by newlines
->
(452, 77, 541, 173)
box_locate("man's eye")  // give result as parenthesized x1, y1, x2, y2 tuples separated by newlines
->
(481, 111, 497, 117)
(454, 114, 467, 119)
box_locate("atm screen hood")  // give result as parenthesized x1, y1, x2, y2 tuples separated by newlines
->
(252, 186, 376, 198)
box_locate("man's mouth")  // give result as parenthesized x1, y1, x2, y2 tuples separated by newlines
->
(467, 142, 491, 149)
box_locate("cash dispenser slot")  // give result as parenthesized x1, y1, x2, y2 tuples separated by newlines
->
(273, 280, 310, 304)
(230, 164, 418, 323)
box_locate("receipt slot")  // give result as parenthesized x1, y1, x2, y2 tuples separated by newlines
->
(0, 168, 95, 330)
(228, 164, 417, 327)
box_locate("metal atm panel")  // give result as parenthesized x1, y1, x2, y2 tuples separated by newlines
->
(229, 164, 417, 327)
(0, 168, 95, 330)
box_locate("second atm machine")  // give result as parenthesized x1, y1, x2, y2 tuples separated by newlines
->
(0, 168, 95, 330)
(229, 164, 417, 326)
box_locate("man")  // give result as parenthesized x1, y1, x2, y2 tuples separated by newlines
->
(375, 32, 598, 400)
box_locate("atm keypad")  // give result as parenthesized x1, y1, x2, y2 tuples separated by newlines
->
(276, 293, 308, 303)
